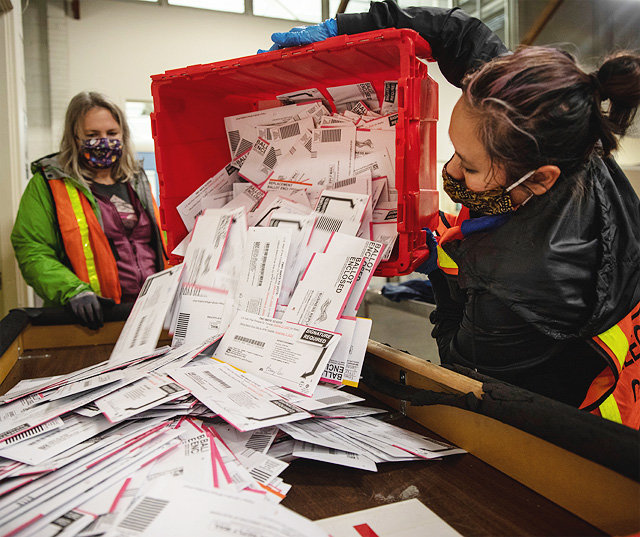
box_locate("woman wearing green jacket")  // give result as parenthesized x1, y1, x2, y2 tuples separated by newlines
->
(11, 92, 166, 329)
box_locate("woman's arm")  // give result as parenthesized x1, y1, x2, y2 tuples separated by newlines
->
(429, 268, 561, 372)
(11, 174, 92, 306)
(337, 1, 509, 87)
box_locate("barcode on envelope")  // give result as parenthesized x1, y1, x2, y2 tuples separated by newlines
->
(245, 430, 274, 452)
(257, 243, 270, 287)
(334, 176, 357, 190)
(132, 315, 148, 348)
(315, 216, 343, 233)
(1, 421, 51, 445)
(119, 497, 169, 533)
(317, 395, 351, 405)
(174, 313, 190, 343)
(139, 279, 152, 297)
(228, 130, 240, 152)
(263, 147, 277, 170)
(280, 122, 301, 139)
(202, 370, 232, 389)
(0, 423, 30, 441)
(321, 129, 342, 143)
(250, 467, 272, 484)
(236, 138, 253, 157)
(234, 335, 265, 348)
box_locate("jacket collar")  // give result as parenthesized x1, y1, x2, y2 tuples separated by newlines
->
(32, 154, 93, 196)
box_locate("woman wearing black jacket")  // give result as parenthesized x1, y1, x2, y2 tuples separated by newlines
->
(264, 2, 640, 427)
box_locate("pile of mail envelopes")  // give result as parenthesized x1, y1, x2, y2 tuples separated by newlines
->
(173, 81, 401, 261)
(0, 82, 465, 537)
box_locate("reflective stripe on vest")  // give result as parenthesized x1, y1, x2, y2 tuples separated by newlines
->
(582, 302, 640, 429)
(599, 393, 623, 424)
(596, 323, 627, 370)
(437, 245, 458, 275)
(64, 181, 101, 295)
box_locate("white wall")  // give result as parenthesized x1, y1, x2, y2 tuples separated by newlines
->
(66, 2, 297, 111)
(0, 4, 30, 315)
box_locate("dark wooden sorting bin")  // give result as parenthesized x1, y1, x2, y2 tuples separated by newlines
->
(0, 317, 638, 537)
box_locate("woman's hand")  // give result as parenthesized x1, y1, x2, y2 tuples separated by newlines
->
(415, 228, 439, 275)
(258, 19, 337, 53)
(69, 291, 104, 330)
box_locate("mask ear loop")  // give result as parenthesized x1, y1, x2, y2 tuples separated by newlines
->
(505, 169, 536, 192)
(505, 170, 536, 206)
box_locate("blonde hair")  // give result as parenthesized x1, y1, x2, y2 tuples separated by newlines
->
(58, 91, 139, 183)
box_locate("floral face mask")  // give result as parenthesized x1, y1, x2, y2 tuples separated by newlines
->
(81, 137, 122, 169)
(442, 160, 535, 215)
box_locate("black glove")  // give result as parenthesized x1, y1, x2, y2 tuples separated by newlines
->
(69, 291, 104, 330)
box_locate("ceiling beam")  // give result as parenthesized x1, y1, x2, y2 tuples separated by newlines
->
(336, 0, 349, 15)
(520, 0, 564, 46)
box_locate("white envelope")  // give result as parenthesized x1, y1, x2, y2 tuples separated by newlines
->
(222, 184, 265, 214)
(171, 287, 231, 348)
(109, 265, 183, 365)
(176, 163, 238, 231)
(248, 193, 311, 228)
(0, 414, 114, 466)
(313, 189, 370, 236)
(235, 227, 291, 318)
(168, 361, 311, 432)
(311, 125, 356, 188)
(342, 317, 373, 387)
(370, 221, 398, 262)
(181, 210, 234, 286)
(320, 115, 354, 126)
(266, 131, 315, 188)
(292, 440, 377, 472)
(327, 82, 380, 113)
(355, 128, 395, 164)
(320, 317, 357, 385)
(238, 136, 277, 188)
(277, 87, 328, 108)
(111, 482, 329, 537)
(257, 117, 314, 152)
(317, 499, 464, 537)
(325, 234, 385, 318)
(214, 311, 341, 397)
(95, 373, 188, 423)
(364, 113, 398, 129)
(372, 201, 398, 222)
(283, 245, 364, 332)
(268, 212, 316, 307)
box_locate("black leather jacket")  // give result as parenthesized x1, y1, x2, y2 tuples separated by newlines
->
(338, 2, 640, 405)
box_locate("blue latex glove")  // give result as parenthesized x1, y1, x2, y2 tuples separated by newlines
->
(258, 19, 337, 53)
(415, 229, 439, 275)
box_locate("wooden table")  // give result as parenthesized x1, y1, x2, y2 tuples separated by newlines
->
(0, 340, 606, 537)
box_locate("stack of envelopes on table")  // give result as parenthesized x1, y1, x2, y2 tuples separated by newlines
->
(0, 80, 464, 537)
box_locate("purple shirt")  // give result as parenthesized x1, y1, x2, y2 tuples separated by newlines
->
(90, 182, 157, 303)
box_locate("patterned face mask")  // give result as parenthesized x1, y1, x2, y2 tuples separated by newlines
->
(442, 160, 534, 215)
(81, 138, 122, 169)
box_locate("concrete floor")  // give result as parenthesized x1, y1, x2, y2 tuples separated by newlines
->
(358, 291, 440, 365)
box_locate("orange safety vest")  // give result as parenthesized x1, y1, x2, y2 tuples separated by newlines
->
(49, 178, 122, 303)
(581, 302, 640, 429)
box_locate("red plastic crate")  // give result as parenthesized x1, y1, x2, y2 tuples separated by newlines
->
(150, 28, 438, 276)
